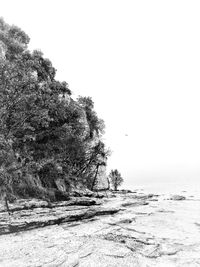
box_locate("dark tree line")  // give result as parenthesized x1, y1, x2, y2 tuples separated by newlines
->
(0, 18, 110, 201)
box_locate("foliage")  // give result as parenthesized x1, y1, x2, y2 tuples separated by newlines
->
(0, 18, 109, 200)
(108, 169, 124, 190)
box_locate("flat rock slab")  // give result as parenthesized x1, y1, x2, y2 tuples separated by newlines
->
(0, 198, 120, 235)
(0, 197, 99, 213)
(169, 195, 186, 201)
(0, 191, 200, 266)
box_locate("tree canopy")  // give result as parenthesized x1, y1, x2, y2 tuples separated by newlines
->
(108, 169, 124, 191)
(0, 18, 109, 201)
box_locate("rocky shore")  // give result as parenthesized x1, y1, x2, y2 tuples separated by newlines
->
(0, 190, 200, 266)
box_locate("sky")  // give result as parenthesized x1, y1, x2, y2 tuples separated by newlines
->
(1, 0, 200, 188)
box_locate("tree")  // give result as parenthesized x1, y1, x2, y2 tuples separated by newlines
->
(108, 169, 123, 191)
(0, 17, 110, 200)
(0, 18, 33, 204)
(0, 23, 71, 197)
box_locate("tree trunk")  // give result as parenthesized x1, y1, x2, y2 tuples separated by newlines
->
(114, 181, 118, 191)
(91, 164, 100, 191)
(4, 194, 10, 215)
(107, 177, 110, 190)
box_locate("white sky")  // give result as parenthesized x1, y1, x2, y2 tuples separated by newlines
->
(1, 0, 200, 187)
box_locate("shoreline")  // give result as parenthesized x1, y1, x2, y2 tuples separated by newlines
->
(0, 190, 200, 266)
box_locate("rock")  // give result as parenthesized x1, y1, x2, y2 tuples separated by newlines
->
(71, 188, 105, 199)
(0, 197, 99, 214)
(71, 188, 93, 197)
(104, 191, 117, 198)
(112, 190, 133, 194)
(92, 192, 105, 198)
(117, 219, 133, 224)
(131, 193, 159, 199)
(66, 197, 98, 206)
(53, 189, 70, 201)
(0, 191, 200, 266)
(170, 195, 186, 201)
(0, 202, 120, 235)
(121, 189, 134, 193)
(63, 254, 79, 267)
(157, 209, 174, 213)
(121, 201, 149, 207)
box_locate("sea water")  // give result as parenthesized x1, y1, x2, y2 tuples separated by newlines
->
(129, 179, 200, 197)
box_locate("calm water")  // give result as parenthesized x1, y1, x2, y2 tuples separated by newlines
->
(129, 179, 200, 196)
